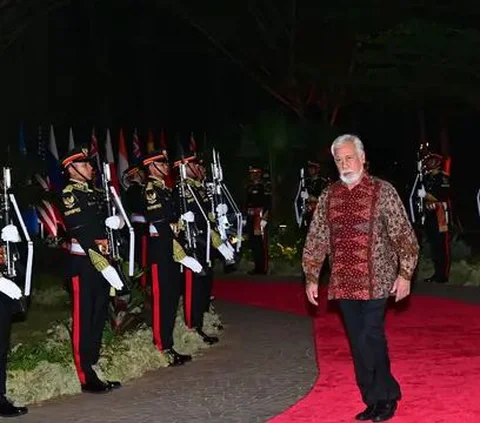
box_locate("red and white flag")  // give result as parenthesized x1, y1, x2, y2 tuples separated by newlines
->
(118, 128, 129, 189)
(132, 128, 141, 159)
(105, 128, 121, 194)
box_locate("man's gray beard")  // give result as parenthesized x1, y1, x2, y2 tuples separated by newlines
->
(340, 170, 362, 185)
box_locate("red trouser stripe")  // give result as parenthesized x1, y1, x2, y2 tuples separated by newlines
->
(185, 269, 193, 329)
(71, 276, 86, 384)
(151, 264, 163, 351)
(140, 235, 148, 288)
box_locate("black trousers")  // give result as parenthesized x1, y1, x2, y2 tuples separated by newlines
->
(425, 217, 451, 282)
(338, 299, 401, 405)
(184, 244, 213, 330)
(68, 255, 110, 385)
(0, 293, 20, 396)
(149, 239, 181, 351)
(249, 232, 269, 273)
(133, 222, 148, 289)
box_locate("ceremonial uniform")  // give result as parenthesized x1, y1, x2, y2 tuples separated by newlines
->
(58, 147, 122, 393)
(124, 165, 148, 289)
(304, 162, 330, 227)
(245, 167, 271, 274)
(141, 151, 193, 364)
(0, 209, 28, 416)
(173, 146, 233, 344)
(423, 154, 451, 283)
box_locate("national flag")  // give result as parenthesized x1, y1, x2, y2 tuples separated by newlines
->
(46, 125, 63, 192)
(68, 127, 75, 150)
(105, 128, 121, 194)
(19, 121, 27, 155)
(118, 128, 129, 189)
(132, 128, 141, 159)
(189, 132, 197, 154)
(147, 129, 155, 153)
(89, 128, 102, 187)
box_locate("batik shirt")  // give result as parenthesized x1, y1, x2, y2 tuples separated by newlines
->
(302, 174, 419, 300)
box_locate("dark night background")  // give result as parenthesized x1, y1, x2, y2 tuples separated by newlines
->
(0, 1, 479, 231)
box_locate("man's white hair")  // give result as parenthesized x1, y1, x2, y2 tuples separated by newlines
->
(330, 134, 365, 157)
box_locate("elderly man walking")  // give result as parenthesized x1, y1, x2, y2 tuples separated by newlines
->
(303, 134, 419, 422)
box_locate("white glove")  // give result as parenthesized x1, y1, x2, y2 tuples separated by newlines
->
(0, 276, 22, 300)
(417, 186, 426, 199)
(300, 191, 309, 200)
(179, 256, 203, 273)
(105, 215, 125, 230)
(218, 243, 234, 261)
(218, 215, 230, 229)
(260, 219, 268, 230)
(181, 211, 195, 223)
(225, 241, 235, 253)
(1, 224, 21, 243)
(216, 203, 228, 215)
(242, 218, 247, 227)
(100, 265, 124, 290)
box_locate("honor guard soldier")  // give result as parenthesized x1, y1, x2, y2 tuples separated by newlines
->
(124, 162, 148, 289)
(245, 166, 271, 275)
(423, 153, 451, 284)
(304, 161, 330, 226)
(173, 144, 234, 345)
(141, 150, 201, 365)
(0, 173, 28, 417)
(58, 146, 123, 393)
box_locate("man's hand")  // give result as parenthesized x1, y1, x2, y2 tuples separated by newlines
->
(305, 282, 319, 306)
(390, 275, 411, 302)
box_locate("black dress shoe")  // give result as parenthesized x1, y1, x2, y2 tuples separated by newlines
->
(0, 397, 28, 417)
(372, 400, 397, 422)
(165, 349, 192, 366)
(355, 404, 377, 421)
(106, 380, 122, 389)
(196, 328, 219, 345)
(81, 381, 113, 394)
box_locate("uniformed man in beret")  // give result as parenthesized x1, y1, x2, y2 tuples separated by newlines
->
(58, 146, 123, 393)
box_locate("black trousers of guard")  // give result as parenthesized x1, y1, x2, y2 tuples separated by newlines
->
(132, 222, 148, 289)
(246, 221, 269, 274)
(68, 255, 110, 385)
(184, 243, 213, 330)
(338, 299, 401, 406)
(148, 237, 181, 351)
(0, 293, 21, 397)
(425, 216, 451, 282)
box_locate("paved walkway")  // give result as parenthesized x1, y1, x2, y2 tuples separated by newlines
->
(18, 300, 317, 423)
(14, 276, 480, 423)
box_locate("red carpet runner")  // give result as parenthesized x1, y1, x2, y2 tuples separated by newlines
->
(213, 280, 480, 422)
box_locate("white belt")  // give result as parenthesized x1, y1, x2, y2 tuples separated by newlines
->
(149, 224, 159, 237)
(70, 242, 86, 255)
(131, 214, 147, 223)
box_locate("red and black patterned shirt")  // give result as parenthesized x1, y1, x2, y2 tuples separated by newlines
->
(302, 174, 419, 300)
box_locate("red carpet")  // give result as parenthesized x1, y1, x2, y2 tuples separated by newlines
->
(213, 280, 480, 422)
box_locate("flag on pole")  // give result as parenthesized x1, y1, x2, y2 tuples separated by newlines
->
(89, 128, 102, 187)
(68, 127, 75, 150)
(105, 128, 121, 194)
(46, 125, 63, 192)
(118, 128, 129, 189)
(189, 132, 197, 154)
(132, 128, 141, 159)
(19, 121, 27, 155)
(147, 129, 155, 153)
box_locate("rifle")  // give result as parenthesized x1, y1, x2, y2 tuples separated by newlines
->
(408, 152, 426, 225)
(178, 161, 212, 266)
(2, 167, 34, 302)
(101, 163, 135, 286)
(477, 188, 480, 218)
(209, 148, 243, 252)
(294, 167, 307, 228)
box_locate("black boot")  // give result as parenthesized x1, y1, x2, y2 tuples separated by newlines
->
(196, 328, 219, 345)
(355, 404, 377, 421)
(106, 380, 122, 389)
(165, 349, 192, 366)
(0, 396, 28, 418)
(81, 380, 113, 394)
(371, 400, 398, 422)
